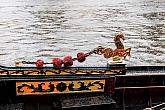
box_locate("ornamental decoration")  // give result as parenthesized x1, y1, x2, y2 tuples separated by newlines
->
(15, 32, 131, 68)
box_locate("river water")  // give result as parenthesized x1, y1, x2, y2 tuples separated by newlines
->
(0, 0, 164, 67)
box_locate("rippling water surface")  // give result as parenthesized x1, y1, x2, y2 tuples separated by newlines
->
(0, 0, 164, 66)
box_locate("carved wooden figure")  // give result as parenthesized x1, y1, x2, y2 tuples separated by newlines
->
(94, 32, 131, 59)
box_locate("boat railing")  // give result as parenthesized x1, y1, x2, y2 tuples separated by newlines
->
(144, 102, 165, 110)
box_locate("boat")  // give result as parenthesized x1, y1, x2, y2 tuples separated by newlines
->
(0, 33, 164, 110)
(0, 63, 165, 110)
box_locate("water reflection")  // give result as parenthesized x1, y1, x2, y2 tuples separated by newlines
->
(0, 0, 164, 66)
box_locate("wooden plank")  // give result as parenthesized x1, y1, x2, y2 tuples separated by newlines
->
(16, 80, 105, 95)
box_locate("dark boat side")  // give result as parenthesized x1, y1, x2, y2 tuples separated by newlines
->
(0, 65, 164, 110)
(115, 66, 165, 110)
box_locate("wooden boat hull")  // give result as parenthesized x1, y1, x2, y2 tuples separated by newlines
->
(0, 65, 165, 110)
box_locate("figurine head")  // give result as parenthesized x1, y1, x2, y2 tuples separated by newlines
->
(114, 32, 125, 41)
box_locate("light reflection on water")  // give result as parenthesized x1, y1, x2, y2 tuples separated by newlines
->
(0, 0, 164, 66)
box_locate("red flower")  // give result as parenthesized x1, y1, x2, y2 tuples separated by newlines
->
(77, 52, 86, 62)
(52, 58, 63, 68)
(63, 56, 73, 67)
(36, 59, 44, 68)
